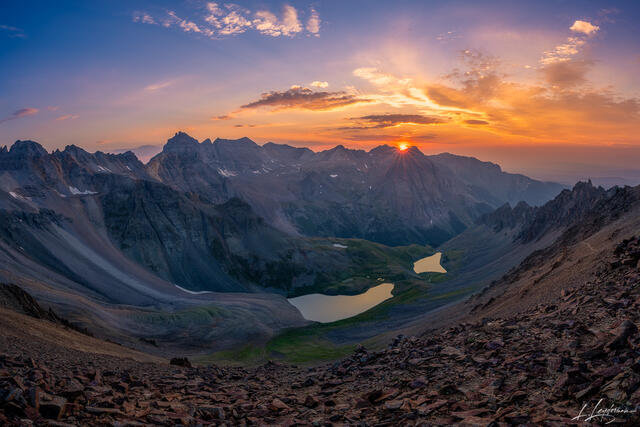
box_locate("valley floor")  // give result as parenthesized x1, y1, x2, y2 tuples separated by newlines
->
(1, 236, 640, 425)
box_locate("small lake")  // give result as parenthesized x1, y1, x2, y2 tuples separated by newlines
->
(287, 283, 394, 323)
(413, 252, 447, 274)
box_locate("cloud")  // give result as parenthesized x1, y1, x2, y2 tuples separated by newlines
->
(418, 51, 640, 142)
(0, 108, 39, 124)
(342, 114, 446, 129)
(47, 106, 59, 111)
(306, 8, 320, 35)
(598, 8, 619, 24)
(570, 20, 599, 35)
(132, 12, 156, 25)
(0, 24, 26, 38)
(343, 38, 638, 145)
(541, 60, 593, 88)
(136, 4, 317, 40)
(436, 30, 460, 42)
(212, 115, 232, 120)
(541, 20, 599, 65)
(341, 133, 439, 143)
(144, 81, 173, 92)
(311, 81, 329, 88)
(167, 11, 207, 35)
(541, 37, 586, 64)
(353, 67, 411, 87)
(205, 3, 252, 35)
(254, 5, 302, 37)
(55, 114, 79, 121)
(240, 86, 372, 111)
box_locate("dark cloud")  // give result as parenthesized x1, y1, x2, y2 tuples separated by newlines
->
(465, 119, 489, 125)
(340, 113, 446, 130)
(241, 86, 371, 111)
(213, 115, 232, 120)
(541, 60, 593, 88)
(341, 132, 438, 143)
(0, 107, 39, 124)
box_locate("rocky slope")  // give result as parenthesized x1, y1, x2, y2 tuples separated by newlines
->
(1, 231, 639, 425)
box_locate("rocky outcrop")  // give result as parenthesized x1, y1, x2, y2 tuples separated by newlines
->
(477, 180, 610, 243)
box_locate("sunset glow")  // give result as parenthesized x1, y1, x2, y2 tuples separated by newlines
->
(398, 143, 409, 151)
(2, 1, 640, 183)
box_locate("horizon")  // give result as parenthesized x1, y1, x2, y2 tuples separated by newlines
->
(2, 131, 634, 186)
(2, 1, 640, 184)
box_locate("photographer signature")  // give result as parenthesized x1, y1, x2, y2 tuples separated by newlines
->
(572, 398, 637, 424)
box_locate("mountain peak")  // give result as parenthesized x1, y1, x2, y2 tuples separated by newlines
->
(10, 140, 48, 157)
(213, 136, 257, 146)
(62, 144, 89, 155)
(406, 146, 424, 156)
(369, 144, 395, 155)
(163, 132, 200, 153)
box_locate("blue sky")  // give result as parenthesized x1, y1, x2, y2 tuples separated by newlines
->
(1, 1, 640, 182)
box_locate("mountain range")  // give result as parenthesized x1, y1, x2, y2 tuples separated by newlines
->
(2, 132, 563, 246)
(0, 132, 601, 356)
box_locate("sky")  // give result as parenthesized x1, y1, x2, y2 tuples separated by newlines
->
(1, 0, 640, 184)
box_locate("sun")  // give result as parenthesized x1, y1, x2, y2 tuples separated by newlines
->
(398, 143, 409, 151)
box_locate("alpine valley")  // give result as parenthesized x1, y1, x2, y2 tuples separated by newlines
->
(2, 133, 640, 425)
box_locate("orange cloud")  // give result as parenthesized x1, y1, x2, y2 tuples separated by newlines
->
(240, 86, 372, 111)
(341, 113, 446, 129)
(570, 20, 600, 35)
(56, 114, 79, 121)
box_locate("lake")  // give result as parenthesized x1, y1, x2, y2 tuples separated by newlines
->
(287, 283, 394, 323)
(413, 252, 447, 274)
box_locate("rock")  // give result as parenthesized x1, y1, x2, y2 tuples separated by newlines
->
(303, 395, 318, 408)
(169, 357, 192, 368)
(409, 377, 427, 389)
(384, 400, 403, 410)
(85, 406, 124, 416)
(301, 377, 315, 387)
(269, 398, 289, 411)
(606, 320, 638, 350)
(38, 394, 67, 420)
(198, 405, 225, 420)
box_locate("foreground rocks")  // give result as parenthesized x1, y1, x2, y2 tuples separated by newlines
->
(2, 238, 640, 425)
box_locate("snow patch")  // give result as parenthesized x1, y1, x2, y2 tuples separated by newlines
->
(174, 284, 214, 295)
(96, 165, 112, 173)
(330, 174, 338, 178)
(332, 243, 348, 249)
(68, 186, 97, 195)
(9, 191, 31, 201)
(217, 168, 237, 177)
